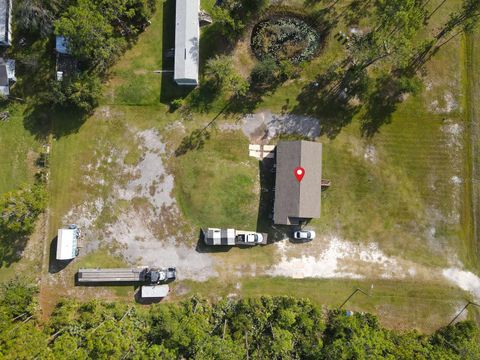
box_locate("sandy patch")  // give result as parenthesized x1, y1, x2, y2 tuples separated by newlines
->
(429, 92, 458, 114)
(269, 236, 410, 280)
(63, 128, 217, 281)
(221, 111, 320, 142)
(442, 268, 480, 301)
(116, 129, 175, 212)
(364, 144, 377, 163)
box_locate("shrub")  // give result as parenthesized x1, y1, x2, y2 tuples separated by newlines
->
(251, 16, 321, 63)
(0, 184, 47, 235)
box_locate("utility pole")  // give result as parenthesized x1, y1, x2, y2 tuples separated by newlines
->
(339, 288, 369, 309)
(448, 301, 480, 326)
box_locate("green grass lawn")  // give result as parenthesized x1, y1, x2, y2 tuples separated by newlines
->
(0, 104, 40, 194)
(174, 130, 259, 229)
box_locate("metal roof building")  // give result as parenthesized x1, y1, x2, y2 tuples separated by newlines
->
(174, 0, 199, 86)
(0, 0, 11, 46)
(55, 36, 70, 55)
(273, 141, 323, 225)
(0, 58, 14, 96)
(56, 228, 78, 260)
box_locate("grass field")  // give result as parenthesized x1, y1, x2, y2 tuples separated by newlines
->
(0, 103, 41, 194)
(175, 131, 259, 229)
(0, 0, 477, 331)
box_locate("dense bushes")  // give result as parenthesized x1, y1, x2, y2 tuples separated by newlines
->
(0, 280, 478, 359)
(0, 183, 47, 235)
(13, 0, 155, 113)
(251, 16, 321, 63)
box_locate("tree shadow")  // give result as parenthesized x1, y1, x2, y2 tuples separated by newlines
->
(0, 233, 28, 268)
(174, 128, 211, 157)
(292, 66, 362, 139)
(360, 73, 420, 137)
(23, 103, 88, 140)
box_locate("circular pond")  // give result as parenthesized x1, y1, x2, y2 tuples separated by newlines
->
(251, 15, 321, 64)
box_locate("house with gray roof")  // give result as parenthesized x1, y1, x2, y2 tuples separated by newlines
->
(174, 0, 199, 86)
(0, 0, 11, 47)
(273, 141, 323, 225)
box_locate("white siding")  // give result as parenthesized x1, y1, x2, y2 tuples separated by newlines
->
(174, 0, 199, 85)
(0, 0, 11, 46)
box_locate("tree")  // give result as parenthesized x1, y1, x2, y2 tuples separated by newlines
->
(0, 279, 38, 319)
(14, 0, 61, 37)
(54, 0, 123, 71)
(0, 184, 47, 235)
(348, 0, 427, 70)
(205, 55, 249, 97)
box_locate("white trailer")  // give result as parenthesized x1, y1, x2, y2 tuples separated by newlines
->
(141, 285, 169, 298)
(202, 228, 267, 246)
(56, 225, 80, 260)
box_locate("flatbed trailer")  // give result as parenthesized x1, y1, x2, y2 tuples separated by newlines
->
(77, 267, 176, 284)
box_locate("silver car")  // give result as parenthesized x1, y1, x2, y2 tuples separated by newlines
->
(293, 230, 316, 241)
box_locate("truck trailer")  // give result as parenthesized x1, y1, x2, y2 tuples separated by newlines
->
(202, 228, 267, 246)
(77, 267, 176, 284)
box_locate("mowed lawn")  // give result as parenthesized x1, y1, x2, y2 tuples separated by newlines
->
(37, 0, 479, 329)
(174, 131, 259, 230)
(0, 104, 40, 194)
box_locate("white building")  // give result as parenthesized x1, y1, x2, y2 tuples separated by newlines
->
(0, 0, 11, 47)
(56, 226, 80, 260)
(174, 0, 199, 86)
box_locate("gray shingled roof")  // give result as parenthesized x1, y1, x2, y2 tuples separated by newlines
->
(174, 0, 199, 85)
(273, 141, 322, 225)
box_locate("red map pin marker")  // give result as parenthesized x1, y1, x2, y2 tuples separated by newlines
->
(294, 167, 305, 182)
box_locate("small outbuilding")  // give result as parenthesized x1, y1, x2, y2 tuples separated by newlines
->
(273, 140, 323, 225)
(0, 58, 15, 96)
(174, 0, 199, 86)
(0, 0, 12, 47)
(56, 225, 80, 260)
(141, 285, 169, 299)
(55, 36, 78, 81)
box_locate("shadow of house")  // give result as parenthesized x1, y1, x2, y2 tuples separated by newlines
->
(255, 158, 291, 243)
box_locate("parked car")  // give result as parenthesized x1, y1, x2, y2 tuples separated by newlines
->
(236, 233, 264, 245)
(293, 230, 315, 241)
